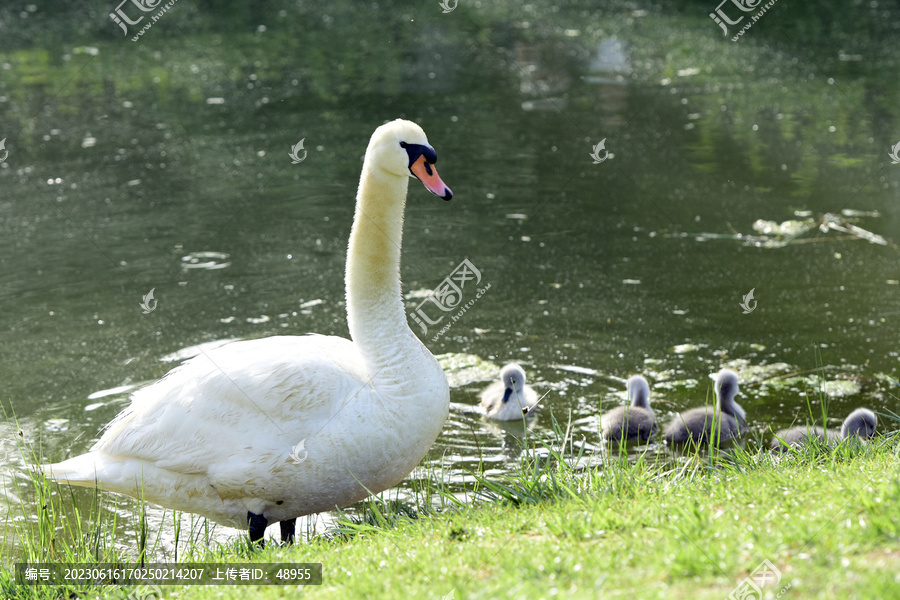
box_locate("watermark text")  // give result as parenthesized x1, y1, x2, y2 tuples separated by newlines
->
(408, 258, 489, 341)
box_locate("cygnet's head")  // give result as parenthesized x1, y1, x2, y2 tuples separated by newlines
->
(626, 375, 652, 410)
(714, 369, 745, 423)
(365, 119, 452, 199)
(499, 363, 527, 404)
(841, 408, 877, 440)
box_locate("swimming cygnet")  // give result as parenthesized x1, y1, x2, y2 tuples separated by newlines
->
(601, 375, 657, 443)
(480, 363, 538, 420)
(664, 369, 746, 446)
(770, 407, 877, 451)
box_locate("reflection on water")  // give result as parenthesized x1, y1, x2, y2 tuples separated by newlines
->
(1, 0, 899, 550)
(180, 251, 232, 271)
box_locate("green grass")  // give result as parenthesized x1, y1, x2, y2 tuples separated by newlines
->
(283, 437, 900, 600)
(3, 417, 900, 600)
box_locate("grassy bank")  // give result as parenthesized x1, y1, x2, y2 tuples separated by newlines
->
(210, 441, 900, 599)
(4, 426, 900, 600)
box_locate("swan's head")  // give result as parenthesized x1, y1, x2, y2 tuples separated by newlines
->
(499, 363, 527, 404)
(714, 369, 745, 423)
(841, 407, 877, 440)
(367, 119, 452, 200)
(626, 375, 651, 410)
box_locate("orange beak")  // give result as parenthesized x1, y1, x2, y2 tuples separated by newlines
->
(410, 154, 452, 200)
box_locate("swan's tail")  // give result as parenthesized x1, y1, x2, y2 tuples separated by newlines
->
(41, 454, 156, 500)
(41, 454, 109, 488)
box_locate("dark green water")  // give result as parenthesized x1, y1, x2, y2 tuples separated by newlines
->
(1, 0, 899, 545)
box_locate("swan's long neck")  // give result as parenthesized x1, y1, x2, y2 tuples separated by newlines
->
(345, 161, 415, 371)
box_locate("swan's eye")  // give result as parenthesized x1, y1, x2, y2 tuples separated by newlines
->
(401, 142, 438, 169)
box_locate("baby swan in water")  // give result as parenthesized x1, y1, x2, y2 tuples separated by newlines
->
(480, 363, 538, 420)
(770, 407, 877, 451)
(664, 369, 746, 446)
(601, 375, 657, 443)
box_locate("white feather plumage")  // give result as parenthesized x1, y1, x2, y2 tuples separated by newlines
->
(44, 119, 452, 530)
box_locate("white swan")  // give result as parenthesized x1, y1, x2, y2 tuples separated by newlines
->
(44, 119, 453, 544)
(479, 363, 538, 420)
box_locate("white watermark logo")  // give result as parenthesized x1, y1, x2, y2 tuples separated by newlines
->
(140, 288, 158, 314)
(740, 288, 757, 314)
(0, 138, 7, 163)
(110, 0, 180, 41)
(287, 439, 308, 464)
(591, 138, 609, 165)
(408, 258, 490, 341)
(709, 0, 761, 35)
(728, 559, 791, 600)
(590, 138, 609, 164)
(289, 139, 307, 164)
(889, 141, 900, 164)
(710, 0, 779, 41)
(438, 0, 458, 13)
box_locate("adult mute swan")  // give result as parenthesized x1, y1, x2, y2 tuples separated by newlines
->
(44, 119, 453, 544)
(663, 369, 746, 447)
(600, 375, 657, 443)
(770, 407, 877, 451)
(479, 364, 538, 420)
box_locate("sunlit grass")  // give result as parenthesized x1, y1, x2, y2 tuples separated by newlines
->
(2, 407, 900, 599)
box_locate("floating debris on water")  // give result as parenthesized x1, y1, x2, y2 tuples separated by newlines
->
(820, 379, 861, 397)
(819, 213, 892, 247)
(673, 211, 896, 249)
(181, 251, 231, 270)
(752, 219, 812, 238)
(550, 363, 599, 376)
(841, 209, 880, 218)
(437, 353, 500, 388)
(671, 343, 706, 354)
(721, 358, 863, 397)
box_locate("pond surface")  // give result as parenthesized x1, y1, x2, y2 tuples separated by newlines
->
(1, 0, 899, 550)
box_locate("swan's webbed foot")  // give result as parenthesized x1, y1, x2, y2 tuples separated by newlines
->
(280, 519, 296, 544)
(248, 511, 268, 547)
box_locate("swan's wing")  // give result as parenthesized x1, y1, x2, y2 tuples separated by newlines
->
(91, 335, 368, 475)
